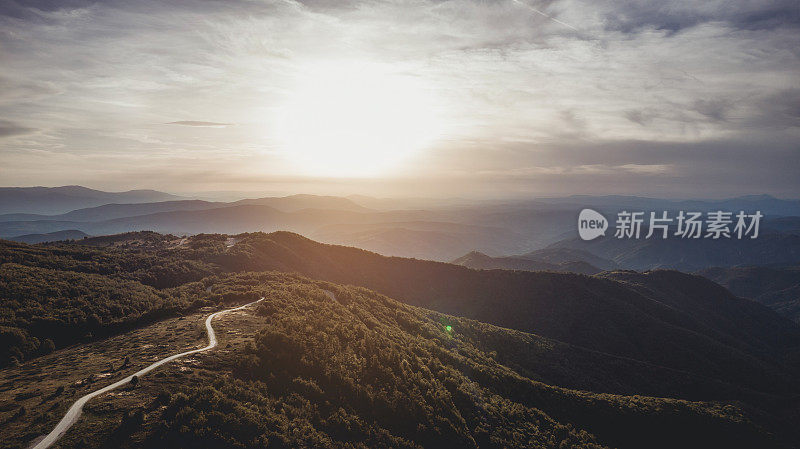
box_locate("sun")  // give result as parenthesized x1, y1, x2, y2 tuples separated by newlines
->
(273, 61, 441, 177)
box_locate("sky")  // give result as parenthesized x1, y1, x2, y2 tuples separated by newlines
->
(0, 0, 798, 199)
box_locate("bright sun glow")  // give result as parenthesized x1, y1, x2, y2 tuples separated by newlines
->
(274, 61, 442, 177)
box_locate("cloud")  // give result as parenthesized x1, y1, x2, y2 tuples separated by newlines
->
(0, 0, 797, 197)
(165, 121, 232, 128)
(746, 88, 800, 129)
(625, 110, 657, 126)
(692, 99, 733, 123)
(589, 0, 800, 34)
(0, 120, 36, 137)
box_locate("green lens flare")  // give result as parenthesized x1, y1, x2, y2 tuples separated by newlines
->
(445, 325, 452, 332)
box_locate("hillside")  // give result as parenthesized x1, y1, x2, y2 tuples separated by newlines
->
(0, 261, 215, 367)
(3, 233, 800, 445)
(518, 247, 617, 270)
(548, 230, 800, 271)
(14, 231, 795, 400)
(213, 233, 800, 398)
(698, 266, 800, 323)
(154, 276, 781, 449)
(0, 271, 786, 449)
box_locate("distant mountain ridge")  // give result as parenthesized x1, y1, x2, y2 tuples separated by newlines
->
(0, 197, 544, 260)
(536, 194, 800, 217)
(232, 194, 370, 212)
(0, 186, 181, 215)
(3, 187, 800, 268)
(0, 194, 369, 222)
(0, 199, 222, 222)
(8, 229, 88, 244)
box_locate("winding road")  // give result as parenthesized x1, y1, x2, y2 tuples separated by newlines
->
(30, 297, 263, 449)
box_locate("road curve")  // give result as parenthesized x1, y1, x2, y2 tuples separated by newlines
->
(30, 297, 264, 449)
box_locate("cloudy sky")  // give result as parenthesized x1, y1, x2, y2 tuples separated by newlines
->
(1, 0, 798, 198)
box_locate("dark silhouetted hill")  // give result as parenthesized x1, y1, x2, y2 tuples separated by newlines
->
(0, 268, 786, 449)
(699, 265, 800, 323)
(201, 232, 800, 399)
(452, 250, 601, 274)
(314, 222, 527, 261)
(519, 247, 617, 270)
(3, 234, 800, 447)
(548, 231, 800, 271)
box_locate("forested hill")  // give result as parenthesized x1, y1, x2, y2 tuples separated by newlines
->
(1, 233, 800, 446)
(212, 232, 800, 396)
(153, 274, 783, 449)
(2, 232, 799, 402)
(698, 265, 800, 323)
(2, 271, 787, 449)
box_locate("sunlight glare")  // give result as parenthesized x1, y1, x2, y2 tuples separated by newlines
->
(274, 61, 441, 177)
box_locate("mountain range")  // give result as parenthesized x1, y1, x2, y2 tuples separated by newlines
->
(0, 186, 180, 215)
(2, 187, 800, 270)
